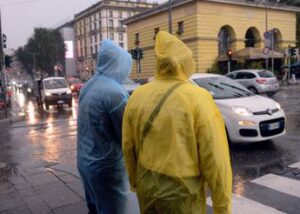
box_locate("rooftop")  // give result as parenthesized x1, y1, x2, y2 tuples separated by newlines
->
(123, 0, 300, 24)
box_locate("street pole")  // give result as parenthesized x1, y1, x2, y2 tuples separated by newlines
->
(168, 0, 173, 33)
(0, 6, 8, 117)
(265, 0, 269, 70)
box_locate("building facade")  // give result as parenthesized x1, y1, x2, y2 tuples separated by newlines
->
(73, 0, 156, 79)
(124, 0, 300, 80)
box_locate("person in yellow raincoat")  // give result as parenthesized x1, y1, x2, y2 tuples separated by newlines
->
(122, 31, 232, 214)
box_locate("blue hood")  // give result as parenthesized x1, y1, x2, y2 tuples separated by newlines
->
(95, 39, 132, 83)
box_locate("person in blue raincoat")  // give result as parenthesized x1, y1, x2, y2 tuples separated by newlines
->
(77, 39, 132, 214)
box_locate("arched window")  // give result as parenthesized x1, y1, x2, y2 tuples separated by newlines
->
(245, 27, 261, 48)
(218, 26, 235, 56)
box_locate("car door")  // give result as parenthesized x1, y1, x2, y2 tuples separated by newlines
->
(235, 72, 248, 87)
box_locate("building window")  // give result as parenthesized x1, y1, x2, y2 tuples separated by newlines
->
(109, 10, 113, 18)
(94, 35, 97, 43)
(154, 27, 159, 40)
(127, 11, 132, 17)
(109, 19, 114, 28)
(177, 21, 184, 35)
(99, 20, 102, 29)
(118, 20, 122, 27)
(119, 42, 124, 48)
(95, 45, 98, 54)
(100, 34, 102, 41)
(90, 36, 93, 44)
(109, 32, 114, 40)
(94, 22, 97, 30)
(118, 11, 122, 18)
(119, 33, 123, 41)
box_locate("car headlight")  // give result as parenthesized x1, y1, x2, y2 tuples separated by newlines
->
(275, 102, 281, 110)
(232, 107, 253, 116)
(67, 89, 72, 94)
(45, 92, 52, 96)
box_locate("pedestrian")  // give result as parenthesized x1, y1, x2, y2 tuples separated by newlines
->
(122, 31, 232, 214)
(77, 39, 132, 214)
(281, 66, 290, 85)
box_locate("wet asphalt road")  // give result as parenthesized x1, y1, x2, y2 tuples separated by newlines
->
(0, 84, 300, 213)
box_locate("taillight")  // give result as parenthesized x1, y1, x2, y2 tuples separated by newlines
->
(256, 78, 267, 84)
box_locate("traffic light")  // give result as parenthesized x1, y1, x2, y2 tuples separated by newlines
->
(4, 55, 13, 68)
(2, 34, 7, 49)
(130, 49, 137, 60)
(289, 47, 298, 56)
(226, 49, 233, 60)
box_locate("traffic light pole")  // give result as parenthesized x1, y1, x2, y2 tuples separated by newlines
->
(0, 7, 8, 117)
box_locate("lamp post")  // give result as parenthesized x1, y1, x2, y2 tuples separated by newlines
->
(26, 51, 41, 77)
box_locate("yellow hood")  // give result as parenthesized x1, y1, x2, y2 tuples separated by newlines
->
(155, 31, 196, 80)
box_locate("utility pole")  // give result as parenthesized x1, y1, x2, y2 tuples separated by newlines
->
(0, 7, 8, 117)
(264, 0, 269, 70)
(168, 0, 173, 33)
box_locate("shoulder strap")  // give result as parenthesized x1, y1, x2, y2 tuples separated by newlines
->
(141, 82, 184, 144)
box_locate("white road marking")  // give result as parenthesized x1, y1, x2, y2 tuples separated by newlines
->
(251, 174, 300, 198)
(207, 194, 285, 214)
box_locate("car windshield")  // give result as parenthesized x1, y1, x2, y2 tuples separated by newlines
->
(192, 76, 253, 99)
(258, 70, 274, 78)
(44, 79, 68, 89)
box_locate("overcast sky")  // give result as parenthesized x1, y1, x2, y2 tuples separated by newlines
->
(0, 0, 163, 49)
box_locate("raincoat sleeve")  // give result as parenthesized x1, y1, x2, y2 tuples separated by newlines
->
(195, 91, 232, 214)
(122, 103, 137, 191)
(108, 91, 128, 144)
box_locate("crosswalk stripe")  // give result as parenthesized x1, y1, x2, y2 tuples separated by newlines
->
(251, 174, 300, 198)
(289, 161, 300, 169)
(207, 194, 285, 214)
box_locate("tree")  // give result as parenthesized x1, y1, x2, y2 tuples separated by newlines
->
(15, 28, 65, 78)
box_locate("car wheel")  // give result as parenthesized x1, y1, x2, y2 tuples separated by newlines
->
(248, 87, 258, 94)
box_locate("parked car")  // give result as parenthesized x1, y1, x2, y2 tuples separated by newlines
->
(225, 69, 280, 96)
(190, 73, 286, 143)
(122, 78, 140, 95)
(41, 77, 72, 110)
(67, 78, 84, 94)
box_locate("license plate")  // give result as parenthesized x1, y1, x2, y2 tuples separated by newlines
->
(268, 122, 280, 130)
(57, 100, 64, 104)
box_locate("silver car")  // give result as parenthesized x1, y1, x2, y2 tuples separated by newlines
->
(226, 69, 280, 96)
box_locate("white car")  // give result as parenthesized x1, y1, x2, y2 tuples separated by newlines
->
(190, 73, 286, 143)
(122, 78, 140, 95)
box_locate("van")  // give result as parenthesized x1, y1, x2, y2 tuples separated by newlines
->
(41, 77, 72, 110)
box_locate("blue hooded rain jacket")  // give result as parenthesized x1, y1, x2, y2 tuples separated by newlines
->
(77, 39, 132, 214)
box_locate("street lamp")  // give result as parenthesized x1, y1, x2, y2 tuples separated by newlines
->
(26, 51, 41, 77)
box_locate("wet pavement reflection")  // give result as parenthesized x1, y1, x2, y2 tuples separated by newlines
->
(1, 84, 300, 208)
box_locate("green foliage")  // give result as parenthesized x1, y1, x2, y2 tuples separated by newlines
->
(15, 28, 65, 77)
(207, 63, 225, 75)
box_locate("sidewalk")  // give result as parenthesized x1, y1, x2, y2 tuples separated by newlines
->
(0, 163, 88, 214)
(0, 92, 25, 129)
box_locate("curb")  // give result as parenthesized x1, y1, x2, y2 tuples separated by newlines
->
(0, 114, 26, 128)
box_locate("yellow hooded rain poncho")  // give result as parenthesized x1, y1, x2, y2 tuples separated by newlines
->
(122, 31, 232, 214)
